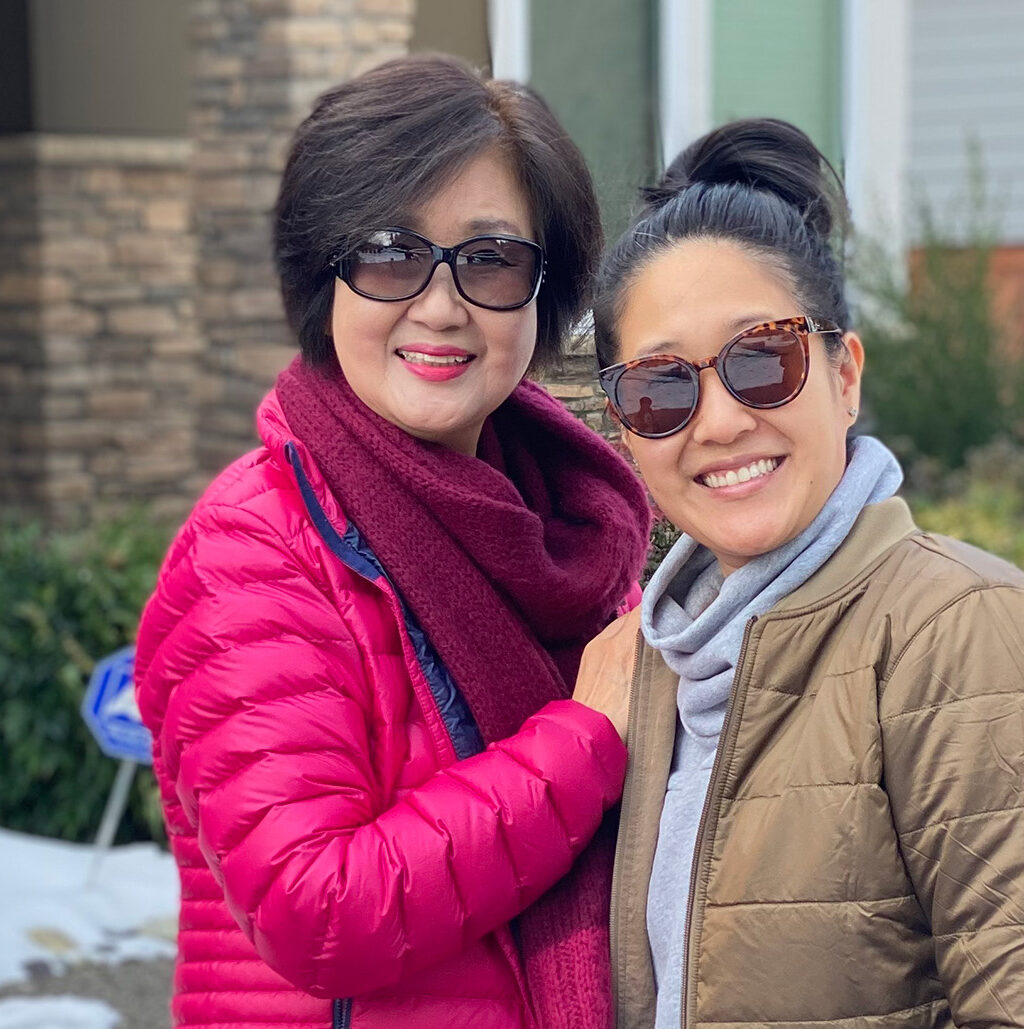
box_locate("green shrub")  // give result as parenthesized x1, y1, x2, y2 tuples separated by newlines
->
(855, 170, 1024, 470)
(0, 512, 171, 843)
(644, 519, 682, 585)
(905, 437, 1024, 568)
(911, 486, 1024, 568)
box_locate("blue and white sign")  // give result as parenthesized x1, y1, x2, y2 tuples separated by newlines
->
(81, 646, 153, 765)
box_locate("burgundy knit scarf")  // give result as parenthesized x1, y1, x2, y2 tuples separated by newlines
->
(277, 355, 650, 1028)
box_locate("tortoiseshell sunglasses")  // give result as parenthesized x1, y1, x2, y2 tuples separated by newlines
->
(598, 315, 842, 439)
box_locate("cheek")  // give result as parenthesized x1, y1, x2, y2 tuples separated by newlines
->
(628, 439, 686, 496)
(491, 308, 538, 369)
(331, 286, 400, 347)
(793, 391, 850, 488)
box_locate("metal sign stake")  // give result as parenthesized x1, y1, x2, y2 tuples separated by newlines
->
(88, 758, 138, 885)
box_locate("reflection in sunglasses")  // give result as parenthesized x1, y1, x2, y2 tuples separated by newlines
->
(600, 316, 840, 438)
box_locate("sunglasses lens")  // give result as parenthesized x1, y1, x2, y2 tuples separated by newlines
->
(348, 230, 433, 299)
(721, 328, 806, 407)
(615, 357, 698, 436)
(455, 238, 541, 309)
(346, 232, 541, 309)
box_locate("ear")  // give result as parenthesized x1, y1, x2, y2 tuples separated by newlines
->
(838, 332, 864, 422)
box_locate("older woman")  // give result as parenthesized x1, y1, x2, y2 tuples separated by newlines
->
(586, 118, 1024, 1028)
(135, 55, 650, 1029)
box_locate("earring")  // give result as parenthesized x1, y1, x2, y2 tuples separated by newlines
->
(847, 406, 858, 418)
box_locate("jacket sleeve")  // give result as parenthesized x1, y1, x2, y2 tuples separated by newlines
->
(137, 503, 627, 999)
(878, 583, 1024, 1027)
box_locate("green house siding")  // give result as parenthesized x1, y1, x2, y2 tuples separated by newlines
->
(712, 0, 843, 167)
(531, 0, 657, 240)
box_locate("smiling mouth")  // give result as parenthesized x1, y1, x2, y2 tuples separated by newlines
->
(699, 457, 780, 489)
(396, 349, 474, 367)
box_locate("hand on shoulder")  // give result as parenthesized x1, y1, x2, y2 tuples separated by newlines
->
(572, 606, 643, 742)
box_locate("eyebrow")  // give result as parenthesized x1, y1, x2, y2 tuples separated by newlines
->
(631, 314, 778, 361)
(398, 216, 529, 239)
(633, 341, 680, 360)
(463, 217, 528, 237)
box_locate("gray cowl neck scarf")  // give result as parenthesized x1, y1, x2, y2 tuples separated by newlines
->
(642, 435, 903, 1029)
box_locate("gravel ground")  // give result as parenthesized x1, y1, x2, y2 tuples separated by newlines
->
(0, 957, 173, 1028)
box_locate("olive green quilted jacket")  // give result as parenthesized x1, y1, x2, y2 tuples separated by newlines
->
(612, 498, 1024, 1028)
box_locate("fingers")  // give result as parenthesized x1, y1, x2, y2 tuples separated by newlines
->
(572, 607, 643, 742)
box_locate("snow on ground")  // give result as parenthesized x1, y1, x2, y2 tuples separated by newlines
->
(0, 997, 121, 1029)
(0, 828, 178, 989)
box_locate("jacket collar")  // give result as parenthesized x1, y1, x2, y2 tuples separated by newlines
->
(770, 497, 917, 615)
(257, 388, 294, 462)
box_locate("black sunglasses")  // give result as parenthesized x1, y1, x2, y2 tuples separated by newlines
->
(599, 316, 843, 439)
(334, 227, 545, 311)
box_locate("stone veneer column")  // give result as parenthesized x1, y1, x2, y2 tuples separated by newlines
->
(190, 0, 416, 476)
(0, 135, 201, 524)
(0, 137, 43, 514)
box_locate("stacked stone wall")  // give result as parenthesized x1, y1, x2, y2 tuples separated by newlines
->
(190, 0, 417, 477)
(546, 352, 614, 440)
(0, 139, 44, 513)
(0, 135, 201, 524)
(0, 0, 625, 526)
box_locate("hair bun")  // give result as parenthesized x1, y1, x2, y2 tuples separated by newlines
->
(643, 117, 844, 239)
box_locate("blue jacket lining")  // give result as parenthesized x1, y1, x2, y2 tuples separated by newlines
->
(285, 441, 484, 762)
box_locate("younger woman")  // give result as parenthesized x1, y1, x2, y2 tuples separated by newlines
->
(589, 117, 1024, 1028)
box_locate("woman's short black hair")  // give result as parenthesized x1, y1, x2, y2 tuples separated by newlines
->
(274, 53, 602, 370)
(593, 117, 850, 369)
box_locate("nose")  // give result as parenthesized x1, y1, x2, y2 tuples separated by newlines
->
(405, 261, 470, 330)
(687, 366, 758, 446)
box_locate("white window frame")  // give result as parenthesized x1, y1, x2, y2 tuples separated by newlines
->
(488, 0, 530, 82)
(842, 0, 910, 260)
(658, 0, 711, 171)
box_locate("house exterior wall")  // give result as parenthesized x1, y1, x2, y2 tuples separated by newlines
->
(990, 247, 1024, 351)
(530, 0, 657, 241)
(29, 0, 188, 137)
(190, 0, 417, 479)
(0, 136, 200, 523)
(10, 0, 1019, 524)
(0, 138, 43, 510)
(908, 1, 1024, 349)
(909, 0, 1024, 244)
(411, 0, 488, 63)
(1, 0, 422, 524)
(0, 1, 32, 134)
(710, 0, 843, 166)
(1, 0, 615, 525)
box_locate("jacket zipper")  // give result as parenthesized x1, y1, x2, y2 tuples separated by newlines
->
(609, 628, 645, 1026)
(287, 440, 489, 1027)
(679, 616, 757, 1029)
(332, 998, 352, 1028)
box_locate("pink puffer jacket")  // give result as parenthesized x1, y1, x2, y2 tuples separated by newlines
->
(135, 391, 628, 1029)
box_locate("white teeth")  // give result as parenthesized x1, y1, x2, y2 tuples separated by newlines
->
(397, 350, 472, 366)
(700, 457, 779, 489)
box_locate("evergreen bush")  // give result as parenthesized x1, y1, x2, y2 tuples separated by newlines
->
(644, 519, 682, 585)
(907, 436, 1024, 568)
(0, 512, 170, 843)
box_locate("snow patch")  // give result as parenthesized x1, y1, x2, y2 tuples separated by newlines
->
(0, 829, 178, 988)
(0, 997, 122, 1029)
